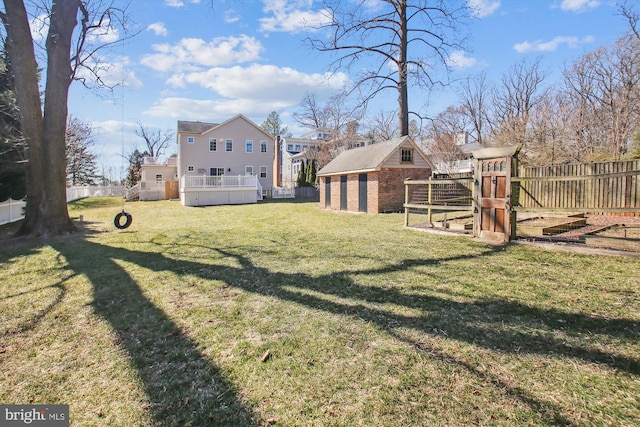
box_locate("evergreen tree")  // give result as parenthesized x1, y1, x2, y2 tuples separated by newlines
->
(124, 149, 149, 188)
(296, 160, 306, 187)
(0, 51, 25, 201)
(261, 111, 292, 137)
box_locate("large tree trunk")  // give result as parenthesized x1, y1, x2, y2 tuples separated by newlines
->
(3, 0, 80, 238)
(397, 0, 409, 137)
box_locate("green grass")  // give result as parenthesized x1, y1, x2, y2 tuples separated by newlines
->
(1, 197, 639, 426)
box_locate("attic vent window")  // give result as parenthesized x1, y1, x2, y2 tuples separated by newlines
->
(401, 148, 413, 163)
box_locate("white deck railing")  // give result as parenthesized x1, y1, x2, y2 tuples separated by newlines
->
(181, 174, 259, 189)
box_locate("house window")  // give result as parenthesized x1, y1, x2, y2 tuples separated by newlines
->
(287, 144, 294, 151)
(401, 148, 413, 163)
(246, 140, 253, 153)
(260, 166, 267, 178)
(187, 136, 195, 144)
(245, 166, 253, 176)
(209, 138, 217, 151)
(155, 174, 163, 182)
(260, 141, 267, 153)
(187, 165, 195, 172)
(210, 168, 224, 176)
(295, 144, 301, 151)
(225, 139, 233, 152)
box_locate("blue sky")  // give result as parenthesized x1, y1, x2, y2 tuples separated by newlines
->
(62, 0, 628, 179)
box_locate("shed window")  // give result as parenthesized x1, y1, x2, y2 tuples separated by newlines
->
(400, 149, 413, 163)
(155, 174, 163, 182)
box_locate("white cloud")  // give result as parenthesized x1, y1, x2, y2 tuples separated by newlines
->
(446, 50, 478, 68)
(145, 65, 349, 120)
(86, 20, 120, 44)
(165, 0, 200, 8)
(140, 35, 263, 72)
(259, 0, 332, 33)
(147, 22, 168, 37)
(29, 13, 49, 42)
(513, 35, 595, 53)
(176, 64, 348, 101)
(468, 0, 500, 18)
(224, 9, 241, 24)
(75, 56, 143, 89)
(560, 0, 600, 13)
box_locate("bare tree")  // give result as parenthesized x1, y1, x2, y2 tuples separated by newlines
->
(458, 72, 491, 145)
(135, 122, 174, 159)
(490, 58, 548, 149)
(619, 0, 640, 40)
(307, 0, 470, 136)
(0, 0, 130, 237)
(293, 91, 363, 135)
(563, 33, 640, 160)
(364, 109, 398, 141)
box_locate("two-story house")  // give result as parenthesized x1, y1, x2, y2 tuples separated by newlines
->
(177, 115, 275, 207)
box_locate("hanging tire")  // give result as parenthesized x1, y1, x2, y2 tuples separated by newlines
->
(114, 211, 133, 229)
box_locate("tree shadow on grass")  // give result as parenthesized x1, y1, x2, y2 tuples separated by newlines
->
(51, 237, 639, 426)
(49, 238, 258, 427)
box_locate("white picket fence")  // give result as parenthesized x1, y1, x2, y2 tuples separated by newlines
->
(0, 185, 126, 225)
(66, 185, 125, 202)
(0, 198, 26, 225)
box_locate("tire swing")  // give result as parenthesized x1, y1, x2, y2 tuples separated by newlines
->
(114, 210, 133, 229)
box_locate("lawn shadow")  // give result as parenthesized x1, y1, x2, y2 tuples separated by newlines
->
(50, 238, 258, 427)
(50, 237, 639, 426)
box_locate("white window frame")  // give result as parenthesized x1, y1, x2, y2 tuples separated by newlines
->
(246, 140, 253, 153)
(245, 166, 253, 176)
(187, 165, 195, 172)
(187, 136, 195, 144)
(225, 139, 233, 152)
(260, 141, 267, 153)
(209, 138, 217, 151)
(260, 166, 267, 179)
(210, 167, 225, 176)
(400, 148, 413, 163)
(155, 174, 163, 182)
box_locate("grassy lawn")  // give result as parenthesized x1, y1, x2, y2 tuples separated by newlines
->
(1, 198, 639, 426)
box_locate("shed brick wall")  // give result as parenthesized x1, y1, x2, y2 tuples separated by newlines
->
(319, 167, 430, 214)
(378, 168, 431, 212)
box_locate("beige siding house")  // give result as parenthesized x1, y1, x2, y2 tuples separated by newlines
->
(317, 136, 433, 213)
(177, 115, 275, 206)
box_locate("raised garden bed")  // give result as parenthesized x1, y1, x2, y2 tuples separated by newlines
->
(517, 214, 587, 236)
(583, 224, 640, 252)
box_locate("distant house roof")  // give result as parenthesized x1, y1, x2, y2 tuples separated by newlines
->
(177, 120, 218, 134)
(317, 136, 431, 176)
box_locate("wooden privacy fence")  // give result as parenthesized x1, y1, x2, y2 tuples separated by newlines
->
(513, 159, 640, 214)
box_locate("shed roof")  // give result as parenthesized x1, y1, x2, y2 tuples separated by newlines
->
(317, 136, 426, 176)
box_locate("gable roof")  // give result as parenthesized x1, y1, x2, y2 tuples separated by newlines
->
(177, 115, 274, 141)
(317, 136, 429, 176)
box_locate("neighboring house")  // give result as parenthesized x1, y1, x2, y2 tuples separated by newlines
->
(317, 136, 433, 213)
(138, 156, 179, 201)
(422, 132, 483, 175)
(177, 115, 275, 207)
(274, 135, 324, 188)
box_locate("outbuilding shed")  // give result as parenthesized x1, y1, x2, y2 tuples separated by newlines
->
(317, 136, 433, 213)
